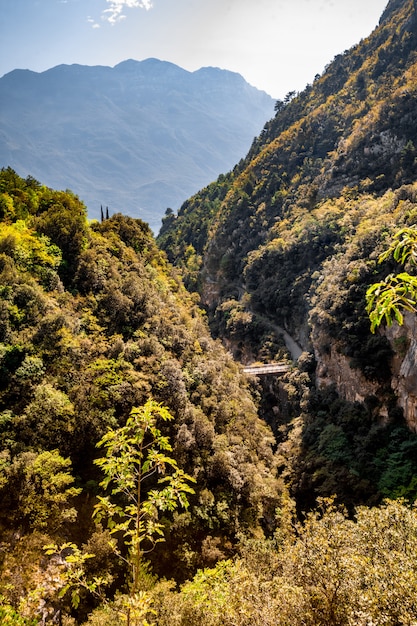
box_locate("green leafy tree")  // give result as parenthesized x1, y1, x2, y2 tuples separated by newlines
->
(366, 226, 417, 332)
(93, 399, 195, 622)
(0, 449, 80, 534)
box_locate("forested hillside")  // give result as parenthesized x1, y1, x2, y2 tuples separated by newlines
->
(0, 168, 286, 623)
(157, 0, 417, 589)
(159, 2, 417, 430)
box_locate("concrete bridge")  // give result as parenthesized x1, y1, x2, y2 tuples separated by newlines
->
(243, 363, 290, 376)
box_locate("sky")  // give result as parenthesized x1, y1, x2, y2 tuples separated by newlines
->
(1, 0, 389, 99)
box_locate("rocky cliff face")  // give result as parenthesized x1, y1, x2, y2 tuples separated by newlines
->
(314, 342, 385, 411)
(385, 313, 417, 431)
(311, 310, 417, 432)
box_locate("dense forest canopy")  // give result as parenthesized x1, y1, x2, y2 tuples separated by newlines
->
(0, 168, 286, 623)
(3, 165, 417, 624)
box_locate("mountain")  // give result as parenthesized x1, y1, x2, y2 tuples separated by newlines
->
(159, 0, 417, 501)
(0, 58, 274, 232)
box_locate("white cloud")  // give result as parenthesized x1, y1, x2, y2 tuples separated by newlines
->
(87, 16, 101, 28)
(102, 0, 153, 25)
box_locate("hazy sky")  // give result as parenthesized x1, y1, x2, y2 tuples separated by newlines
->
(1, 0, 389, 98)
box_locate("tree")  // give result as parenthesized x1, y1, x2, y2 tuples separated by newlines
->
(284, 90, 296, 104)
(0, 449, 80, 534)
(274, 99, 284, 113)
(33, 189, 88, 284)
(93, 399, 195, 620)
(366, 226, 417, 332)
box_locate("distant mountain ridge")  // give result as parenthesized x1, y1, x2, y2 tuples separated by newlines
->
(0, 58, 274, 231)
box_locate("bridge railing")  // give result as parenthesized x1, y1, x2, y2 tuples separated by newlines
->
(243, 363, 290, 376)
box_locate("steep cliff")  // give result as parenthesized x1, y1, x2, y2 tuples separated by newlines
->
(385, 312, 417, 430)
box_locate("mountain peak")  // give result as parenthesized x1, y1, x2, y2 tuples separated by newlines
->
(114, 57, 184, 71)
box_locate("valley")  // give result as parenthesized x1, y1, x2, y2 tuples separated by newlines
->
(2, 0, 417, 623)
